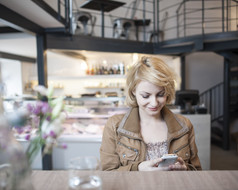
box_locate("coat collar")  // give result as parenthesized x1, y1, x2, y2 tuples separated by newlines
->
(162, 106, 189, 143)
(117, 106, 189, 141)
(117, 107, 143, 140)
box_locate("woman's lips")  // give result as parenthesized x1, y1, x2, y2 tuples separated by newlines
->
(148, 107, 159, 111)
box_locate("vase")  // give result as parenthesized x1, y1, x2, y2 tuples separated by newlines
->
(0, 115, 34, 190)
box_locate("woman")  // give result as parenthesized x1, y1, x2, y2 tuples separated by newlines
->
(100, 56, 202, 171)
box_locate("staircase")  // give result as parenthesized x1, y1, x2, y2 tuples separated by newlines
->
(200, 57, 238, 150)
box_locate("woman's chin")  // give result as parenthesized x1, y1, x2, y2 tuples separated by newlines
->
(146, 109, 160, 116)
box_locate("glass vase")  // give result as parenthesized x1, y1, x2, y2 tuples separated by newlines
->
(0, 115, 34, 190)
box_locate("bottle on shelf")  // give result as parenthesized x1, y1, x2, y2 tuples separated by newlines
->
(119, 62, 125, 75)
(86, 61, 127, 76)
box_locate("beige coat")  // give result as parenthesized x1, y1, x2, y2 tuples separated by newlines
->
(100, 106, 202, 171)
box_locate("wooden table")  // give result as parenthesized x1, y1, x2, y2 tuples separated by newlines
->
(32, 170, 238, 190)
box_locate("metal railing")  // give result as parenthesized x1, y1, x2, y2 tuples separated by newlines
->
(159, 0, 238, 41)
(55, 0, 238, 42)
(200, 82, 224, 122)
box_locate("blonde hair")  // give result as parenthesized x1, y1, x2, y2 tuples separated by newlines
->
(125, 56, 176, 107)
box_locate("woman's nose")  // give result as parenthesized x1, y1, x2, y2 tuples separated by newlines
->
(150, 96, 158, 106)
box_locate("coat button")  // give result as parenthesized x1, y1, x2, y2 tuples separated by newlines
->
(185, 153, 189, 157)
(122, 154, 126, 158)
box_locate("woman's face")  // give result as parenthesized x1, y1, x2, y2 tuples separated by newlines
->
(134, 81, 167, 117)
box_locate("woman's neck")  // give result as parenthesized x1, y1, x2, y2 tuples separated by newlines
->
(139, 108, 163, 125)
(139, 109, 167, 143)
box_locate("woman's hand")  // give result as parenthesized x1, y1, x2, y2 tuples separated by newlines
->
(138, 158, 168, 171)
(169, 157, 187, 171)
(138, 157, 187, 171)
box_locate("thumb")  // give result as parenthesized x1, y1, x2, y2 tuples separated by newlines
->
(150, 158, 163, 166)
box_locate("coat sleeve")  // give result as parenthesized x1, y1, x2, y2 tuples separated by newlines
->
(100, 116, 141, 171)
(187, 121, 202, 171)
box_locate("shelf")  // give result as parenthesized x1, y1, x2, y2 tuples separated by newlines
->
(59, 134, 102, 142)
(67, 112, 111, 119)
(65, 96, 125, 102)
(47, 75, 126, 80)
(84, 86, 124, 89)
(66, 107, 128, 119)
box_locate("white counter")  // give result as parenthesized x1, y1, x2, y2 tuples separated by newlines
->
(53, 134, 102, 170)
(184, 114, 211, 170)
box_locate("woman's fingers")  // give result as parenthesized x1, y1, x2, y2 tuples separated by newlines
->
(177, 157, 185, 164)
(169, 157, 187, 170)
(139, 157, 187, 171)
(138, 158, 163, 171)
(151, 158, 163, 167)
(169, 164, 187, 170)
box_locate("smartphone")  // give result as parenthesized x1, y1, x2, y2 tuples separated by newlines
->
(158, 154, 178, 168)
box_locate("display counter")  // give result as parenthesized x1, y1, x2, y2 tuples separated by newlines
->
(19, 107, 211, 170)
(53, 134, 102, 170)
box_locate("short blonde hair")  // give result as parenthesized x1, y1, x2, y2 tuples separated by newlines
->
(125, 56, 176, 107)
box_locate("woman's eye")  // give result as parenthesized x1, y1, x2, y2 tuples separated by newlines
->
(142, 95, 149, 99)
(157, 92, 165, 97)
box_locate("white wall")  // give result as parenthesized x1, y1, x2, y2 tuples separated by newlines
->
(0, 33, 36, 57)
(185, 52, 224, 94)
(0, 58, 23, 97)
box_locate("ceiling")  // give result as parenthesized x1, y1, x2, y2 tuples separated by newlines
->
(0, 0, 131, 27)
(0, 0, 62, 58)
(1, 0, 83, 28)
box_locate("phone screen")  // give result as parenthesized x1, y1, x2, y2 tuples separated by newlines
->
(158, 155, 178, 168)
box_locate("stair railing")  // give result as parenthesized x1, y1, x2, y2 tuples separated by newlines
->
(199, 82, 224, 122)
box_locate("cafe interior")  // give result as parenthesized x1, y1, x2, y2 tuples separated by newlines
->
(0, 0, 238, 189)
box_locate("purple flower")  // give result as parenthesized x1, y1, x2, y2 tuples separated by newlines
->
(42, 133, 48, 139)
(33, 105, 42, 115)
(41, 102, 51, 114)
(25, 134, 30, 141)
(10, 86, 66, 165)
(61, 143, 67, 149)
(49, 130, 57, 138)
(26, 103, 34, 112)
(46, 116, 51, 121)
(14, 126, 24, 134)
